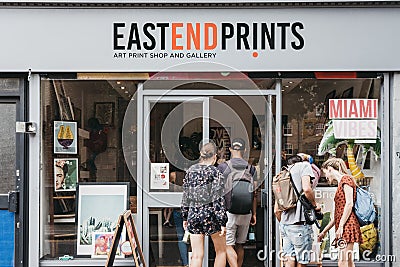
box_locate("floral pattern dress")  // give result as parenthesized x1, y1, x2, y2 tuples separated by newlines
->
(181, 163, 228, 235)
(334, 175, 362, 244)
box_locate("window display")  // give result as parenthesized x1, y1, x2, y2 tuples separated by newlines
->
(282, 78, 382, 263)
(40, 79, 138, 259)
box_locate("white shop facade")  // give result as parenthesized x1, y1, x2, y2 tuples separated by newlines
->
(0, 2, 397, 267)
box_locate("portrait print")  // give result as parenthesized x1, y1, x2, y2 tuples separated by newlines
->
(54, 158, 78, 192)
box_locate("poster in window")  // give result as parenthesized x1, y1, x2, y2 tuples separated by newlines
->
(210, 126, 231, 161)
(76, 183, 129, 255)
(313, 187, 337, 260)
(150, 163, 169, 190)
(54, 158, 79, 192)
(54, 121, 78, 154)
(91, 231, 124, 258)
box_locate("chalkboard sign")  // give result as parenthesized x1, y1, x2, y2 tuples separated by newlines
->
(105, 210, 146, 267)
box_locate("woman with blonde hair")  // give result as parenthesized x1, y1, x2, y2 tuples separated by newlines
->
(318, 157, 362, 267)
(181, 142, 227, 267)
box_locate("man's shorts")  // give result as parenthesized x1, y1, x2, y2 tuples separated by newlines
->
(279, 223, 314, 264)
(226, 212, 252, 246)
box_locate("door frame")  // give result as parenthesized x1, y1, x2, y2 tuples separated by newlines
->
(0, 76, 27, 267)
(138, 83, 282, 266)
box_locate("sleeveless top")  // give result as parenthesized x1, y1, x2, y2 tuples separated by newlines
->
(334, 175, 362, 244)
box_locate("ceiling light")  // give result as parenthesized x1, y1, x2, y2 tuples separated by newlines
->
(288, 81, 294, 84)
(121, 86, 125, 89)
(284, 85, 290, 88)
(116, 81, 121, 85)
(125, 91, 129, 94)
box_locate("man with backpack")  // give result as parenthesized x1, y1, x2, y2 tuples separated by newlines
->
(218, 138, 257, 267)
(275, 154, 321, 267)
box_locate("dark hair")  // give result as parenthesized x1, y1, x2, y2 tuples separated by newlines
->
(286, 155, 303, 165)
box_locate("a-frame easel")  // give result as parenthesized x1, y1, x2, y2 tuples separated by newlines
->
(105, 210, 146, 267)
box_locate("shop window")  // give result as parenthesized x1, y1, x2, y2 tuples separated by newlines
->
(40, 79, 138, 260)
(282, 78, 383, 263)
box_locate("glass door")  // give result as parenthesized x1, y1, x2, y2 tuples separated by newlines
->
(142, 96, 209, 266)
(140, 89, 279, 267)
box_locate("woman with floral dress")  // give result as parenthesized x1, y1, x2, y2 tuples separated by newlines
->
(181, 142, 227, 267)
(318, 157, 362, 267)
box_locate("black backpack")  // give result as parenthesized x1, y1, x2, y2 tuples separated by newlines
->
(224, 161, 254, 214)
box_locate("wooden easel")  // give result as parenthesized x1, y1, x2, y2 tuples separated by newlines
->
(105, 210, 146, 267)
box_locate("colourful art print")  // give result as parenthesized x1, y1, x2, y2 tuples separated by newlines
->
(54, 121, 77, 154)
(54, 158, 78, 192)
(91, 232, 123, 258)
(76, 183, 129, 255)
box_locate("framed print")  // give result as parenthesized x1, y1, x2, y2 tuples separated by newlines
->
(76, 182, 129, 255)
(54, 121, 78, 154)
(94, 102, 114, 126)
(54, 158, 78, 192)
(150, 163, 169, 190)
(91, 231, 123, 258)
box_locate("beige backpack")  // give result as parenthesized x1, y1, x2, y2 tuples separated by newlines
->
(272, 167, 298, 211)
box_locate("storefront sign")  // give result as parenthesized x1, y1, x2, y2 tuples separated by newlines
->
(1, 8, 400, 71)
(332, 120, 377, 139)
(330, 99, 378, 139)
(150, 163, 169, 189)
(329, 99, 378, 119)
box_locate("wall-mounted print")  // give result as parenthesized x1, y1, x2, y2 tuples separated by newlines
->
(76, 182, 129, 255)
(94, 102, 114, 126)
(91, 231, 123, 258)
(54, 121, 77, 154)
(54, 158, 79, 192)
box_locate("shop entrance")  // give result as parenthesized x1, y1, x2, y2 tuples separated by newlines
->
(0, 78, 26, 267)
(140, 86, 280, 267)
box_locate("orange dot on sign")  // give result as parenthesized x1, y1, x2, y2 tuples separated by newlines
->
(252, 52, 258, 58)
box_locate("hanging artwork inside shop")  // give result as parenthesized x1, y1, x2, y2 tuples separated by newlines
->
(150, 163, 169, 190)
(210, 126, 231, 160)
(54, 121, 77, 154)
(91, 231, 123, 258)
(76, 182, 129, 255)
(54, 158, 79, 192)
(94, 102, 114, 126)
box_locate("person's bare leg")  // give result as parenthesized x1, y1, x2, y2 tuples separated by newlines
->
(190, 234, 205, 267)
(226, 245, 238, 267)
(338, 243, 355, 267)
(283, 256, 296, 267)
(235, 244, 244, 267)
(211, 232, 227, 267)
